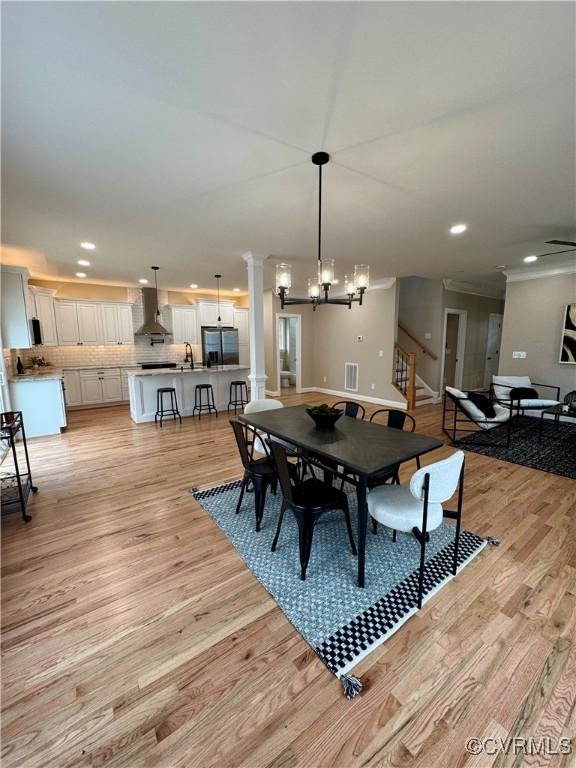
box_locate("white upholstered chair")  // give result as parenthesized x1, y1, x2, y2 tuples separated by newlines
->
(243, 399, 284, 455)
(367, 450, 465, 609)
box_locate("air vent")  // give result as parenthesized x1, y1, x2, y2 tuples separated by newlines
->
(344, 362, 359, 392)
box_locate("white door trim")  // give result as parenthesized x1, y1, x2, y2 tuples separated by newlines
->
(275, 313, 302, 394)
(440, 308, 468, 390)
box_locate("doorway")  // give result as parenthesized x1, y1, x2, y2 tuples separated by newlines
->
(440, 308, 467, 389)
(484, 313, 503, 388)
(276, 314, 301, 394)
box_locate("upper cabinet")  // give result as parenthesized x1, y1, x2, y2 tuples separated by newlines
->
(170, 306, 198, 344)
(30, 287, 58, 346)
(101, 304, 134, 345)
(1, 267, 32, 349)
(54, 300, 134, 346)
(197, 300, 234, 328)
(233, 308, 249, 344)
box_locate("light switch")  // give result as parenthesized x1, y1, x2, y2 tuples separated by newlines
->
(370, 383, 375, 390)
(424, 332, 432, 340)
(378, 349, 383, 357)
(512, 351, 527, 359)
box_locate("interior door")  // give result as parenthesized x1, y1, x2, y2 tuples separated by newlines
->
(444, 314, 459, 387)
(484, 313, 503, 387)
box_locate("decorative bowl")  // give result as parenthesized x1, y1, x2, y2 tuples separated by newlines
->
(306, 406, 342, 429)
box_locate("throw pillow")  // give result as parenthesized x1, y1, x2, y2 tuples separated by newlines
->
(509, 386, 539, 401)
(467, 391, 496, 418)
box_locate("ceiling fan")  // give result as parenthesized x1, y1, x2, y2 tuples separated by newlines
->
(533, 239, 576, 258)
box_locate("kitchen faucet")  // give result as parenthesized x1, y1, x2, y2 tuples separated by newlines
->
(184, 343, 194, 369)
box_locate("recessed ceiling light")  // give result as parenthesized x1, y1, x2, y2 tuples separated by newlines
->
(449, 224, 467, 235)
(138, 278, 149, 284)
(75, 272, 87, 278)
(523, 255, 538, 263)
(233, 287, 241, 292)
(77, 259, 90, 267)
(332, 279, 339, 285)
(80, 241, 96, 250)
(189, 283, 198, 289)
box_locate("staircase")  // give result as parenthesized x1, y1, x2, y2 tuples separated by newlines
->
(393, 323, 440, 410)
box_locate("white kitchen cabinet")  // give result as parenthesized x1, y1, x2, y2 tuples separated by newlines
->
(171, 306, 198, 344)
(1, 267, 32, 349)
(101, 304, 134, 345)
(76, 303, 101, 345)
(54, 301, 81, 345)
(233, 308, 249, 343)
(62, 370, 82, 406)
(9, 378, 66, 437)
(79, 372, 102, 404)
(197, 300, 234, 328)
(30, 288, 58, 346)
(79, 368, 122, 404)
(101, 375, 122, 402)
(117, 305, 134, 344)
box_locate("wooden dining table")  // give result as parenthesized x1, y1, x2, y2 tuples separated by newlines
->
(238, 404, 443, 587)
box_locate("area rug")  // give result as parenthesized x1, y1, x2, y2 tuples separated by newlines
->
(461, 416, 576, 480)
(190, 480, 486, 698)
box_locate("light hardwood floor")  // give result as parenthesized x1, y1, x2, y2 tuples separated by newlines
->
(1, 393, 575, 768)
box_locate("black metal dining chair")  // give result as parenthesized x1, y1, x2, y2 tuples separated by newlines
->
(230, 420, 278, 532)
(268, 440, 357, 580)
(368, 408, 421, 534)
(332, 400, 366, 420)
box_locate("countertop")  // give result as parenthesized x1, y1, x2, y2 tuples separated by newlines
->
(9, 368, 64, 382)
(127, 365, 249, 377)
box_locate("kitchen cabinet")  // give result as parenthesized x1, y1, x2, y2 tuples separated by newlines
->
(233, 308, 249, 343)
(30, 288, 58, 346)
(79, 368, 122, 405)
(62, 370, 82, 406)
(101, 304, 134, 345)
(9, 378, 66, 437)
(76, 303, 101, 345)
(197, 300, 234, 328)
(171, 306, 198, 344)
(54, 301, 82, 345)
(1, 266, 32, 349)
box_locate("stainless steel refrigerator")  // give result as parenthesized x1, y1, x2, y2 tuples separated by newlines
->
(201, 327, 239, 366)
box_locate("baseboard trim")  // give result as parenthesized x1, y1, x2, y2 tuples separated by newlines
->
(301, 386, 407, 410)
(265, 389, 281, 397)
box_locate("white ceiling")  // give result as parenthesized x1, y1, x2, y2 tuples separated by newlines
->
(2, 2, 575, 292)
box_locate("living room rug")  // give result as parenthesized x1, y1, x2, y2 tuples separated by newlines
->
(461, 416, 576, 480)
(190, 480, 486, 698)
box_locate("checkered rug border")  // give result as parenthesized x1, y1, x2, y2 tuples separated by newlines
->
(315, 530, 485, 675)
(190, 479, 487, 695)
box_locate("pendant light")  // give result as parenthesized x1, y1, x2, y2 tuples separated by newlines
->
(275, 152, 370, 310)
(214, 273, 222, 324)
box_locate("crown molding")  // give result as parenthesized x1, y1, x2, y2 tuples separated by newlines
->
(443, 278, 505, 300)
(504, 263, 576, 282)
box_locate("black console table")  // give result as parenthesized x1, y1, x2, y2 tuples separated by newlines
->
(1, 411, 38, 522)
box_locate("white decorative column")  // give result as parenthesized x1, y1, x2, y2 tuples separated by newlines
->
(242, 251, 267, 400)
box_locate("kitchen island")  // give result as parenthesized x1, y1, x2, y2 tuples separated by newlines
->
(127, 365, 250, 423)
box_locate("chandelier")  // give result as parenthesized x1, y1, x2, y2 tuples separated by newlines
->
(275, 152, 369, 310)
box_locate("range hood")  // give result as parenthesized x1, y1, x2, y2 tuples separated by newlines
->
(135, 287, 170, 336)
